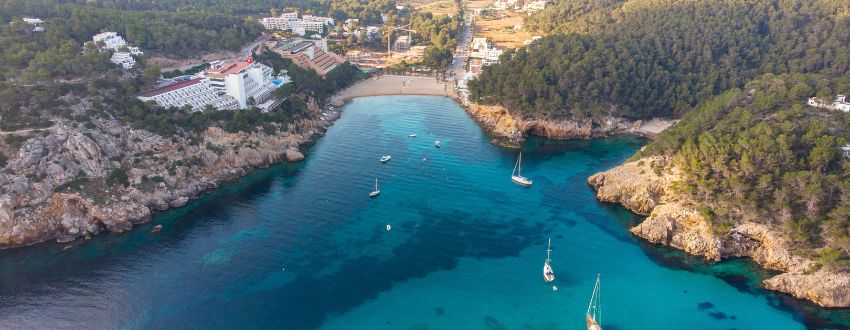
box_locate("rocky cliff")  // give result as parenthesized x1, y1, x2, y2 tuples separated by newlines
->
(588, 156, 850, 307)
(0, 105, 338, 249)
(464, 103, 671, 147)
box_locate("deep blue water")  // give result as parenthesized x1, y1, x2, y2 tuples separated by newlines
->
(0, 96, 848, 329)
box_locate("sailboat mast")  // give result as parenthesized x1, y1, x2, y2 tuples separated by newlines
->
(517, 152, 522, 176)
(586, 274, 601, 324)
(547, 237, 551, 261)
(375, 177, 378, 190)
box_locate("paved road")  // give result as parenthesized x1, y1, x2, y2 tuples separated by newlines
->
(447, 8, 474, 82)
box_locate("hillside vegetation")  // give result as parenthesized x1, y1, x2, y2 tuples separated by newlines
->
(635, 74, 850, 269)
(468, 0, 850, 120)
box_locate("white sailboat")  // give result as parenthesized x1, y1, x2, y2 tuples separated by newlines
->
(543, 238, 555, 282)
(386, 224, 392, 231)
(369, 178, 381, 198)
(409, 133, 417, 138)
(512, 153, 532, 187)
(586, 274, 602, 330)
(380, 155, 392, 163)
(435, 140, 441, 148)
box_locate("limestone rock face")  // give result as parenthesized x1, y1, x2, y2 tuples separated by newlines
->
(285, 148, 305, 162)
(586, 157, 669, 215)
(463, 104, 673, 147)
(588, 155, 850, 307)
(0, 102, 336, 249)
(763, 271, 850, 308)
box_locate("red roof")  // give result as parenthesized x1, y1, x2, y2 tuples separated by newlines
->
(137, 78, 202, 98)
(206, 61, 252, 78)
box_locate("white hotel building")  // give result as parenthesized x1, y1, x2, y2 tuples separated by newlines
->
(259, 12, 334, 36)
(137, 59, 286, 111)
(92, 32, 143, 69)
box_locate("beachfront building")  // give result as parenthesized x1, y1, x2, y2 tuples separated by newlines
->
(137, 58, 287, 111)
(273, 39, 345, 76)
(137, 78, 239, 110)
(470, 47, 504, 63)
(807, 94, 850, 112)
(394, 35, 411, 52)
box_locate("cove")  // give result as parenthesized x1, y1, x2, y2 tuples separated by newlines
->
(0, 95, 842, 329)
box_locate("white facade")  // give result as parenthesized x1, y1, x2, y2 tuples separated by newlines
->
(137, 79, 239, 110)
(303, 15, 335, 27)
(522, 0, 549, 12)
(260, 16, 293, 30)
(259, 12, 332, 35)
(808, 94, 850, 112)
(137, 61, 285, 111)
(110, 52, 136, 69)
(471, 37, 490, 50)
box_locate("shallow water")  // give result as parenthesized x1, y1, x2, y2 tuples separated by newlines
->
(0, 96, 846, 329)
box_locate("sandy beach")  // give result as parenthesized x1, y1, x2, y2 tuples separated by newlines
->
(331, 75, 457, 105)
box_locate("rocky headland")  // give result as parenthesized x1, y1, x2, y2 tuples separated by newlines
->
(0, 102, 338, 249)
(463, 103, 672, 147)
(587, 156, 850, 307)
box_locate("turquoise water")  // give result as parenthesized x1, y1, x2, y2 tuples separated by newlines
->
(0, 96, 846, 329)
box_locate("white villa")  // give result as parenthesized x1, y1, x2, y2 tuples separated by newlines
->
(92, 32, 142, 69)
(21, 17, 45, 32)
(807, 94, 850, 112)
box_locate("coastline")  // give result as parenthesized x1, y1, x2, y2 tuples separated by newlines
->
(587, 156, 850, 308)
(331, 75, 458, 105)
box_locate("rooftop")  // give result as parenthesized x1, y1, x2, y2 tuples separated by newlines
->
(206, 61, 252, 78)
(138, 78, 202, 98)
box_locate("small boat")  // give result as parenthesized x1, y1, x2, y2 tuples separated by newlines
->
(386, 224, 392, 231)
(543, 238, 555, 282)
(151, 225, 163, 233)
(511, 153, 532, 187)
(369, 178, 381, 198)
(380, 155, 392, 163)
(409, 133, 417, 138)
(586, 274, 602, 330)
(552, 285, 558, 291)
(435, 140, 441, 148)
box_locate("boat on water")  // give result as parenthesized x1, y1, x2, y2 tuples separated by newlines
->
(380, 155, 392, 163)
(434, 140, 441, 148)
(543, 238, 555, 282)
(586, 274, 602, 330)
(409, 133, 417, 138)
(512, 153, 532, 187)
(369, 178, 381, 198)
(386, 224, 392, 231)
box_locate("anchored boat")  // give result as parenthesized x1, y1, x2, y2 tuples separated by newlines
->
(435, 140, 441, 148)
(369, 178, 381, 198)
(512, 153, 532, 187)
(543, 238, 555, 282)
(586, 274, 602, 330)
(380, 155, 392, 163)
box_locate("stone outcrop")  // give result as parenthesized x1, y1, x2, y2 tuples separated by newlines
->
(0, 104, 340, 249)
(464, 103, 673, 147)
(588, 156, 850, 307)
